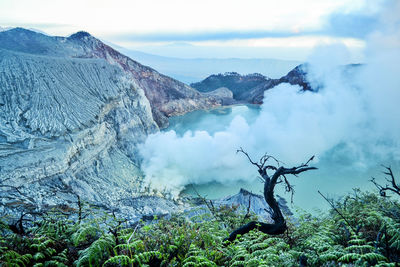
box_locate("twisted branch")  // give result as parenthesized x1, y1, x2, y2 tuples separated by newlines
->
(370, 166, 400, 197)
(225, 151, 316, 241)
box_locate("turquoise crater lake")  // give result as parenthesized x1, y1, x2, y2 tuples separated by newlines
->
(163, 105, 399, 212)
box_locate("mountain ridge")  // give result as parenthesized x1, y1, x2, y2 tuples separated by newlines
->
(0, 28, 222, 127)
(191, 64, 314, 103)
(121, 47, 301, 83)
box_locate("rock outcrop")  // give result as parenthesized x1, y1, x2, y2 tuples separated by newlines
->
(185, 188, 292, 222)
(218, 188, 292, 220)
(202, 87, 237, 105)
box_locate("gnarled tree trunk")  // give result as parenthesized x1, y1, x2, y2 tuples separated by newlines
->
(225, 149, 316, 242)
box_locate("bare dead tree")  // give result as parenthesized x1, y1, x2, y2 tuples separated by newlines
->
(371, 166, 400, 197)
(225, 148, 317, 242)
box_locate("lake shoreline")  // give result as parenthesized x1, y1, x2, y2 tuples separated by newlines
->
(162, 102, 261, 129)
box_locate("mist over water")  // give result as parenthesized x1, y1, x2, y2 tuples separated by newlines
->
(138, 1, 400, 211)
(165, 105, 260, 135)
(153, 104, 399, 211)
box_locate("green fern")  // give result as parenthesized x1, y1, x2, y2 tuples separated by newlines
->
(113, 239, 145, 256)
(387, 223, 400, 250)
(30, 236, 55, 252)
(48, 252, 68, 266)
(75, 234, 115, 267)
(42, 260, 68, 267)
(223, 231, 297, 266)
(71, 224, 99, 246)
(338, 235, 388, 265)
(131, 251, 162, 265)
(182, 244, 217, 267)
(0, 250, 32, 267)
(103, 255, 132, 266)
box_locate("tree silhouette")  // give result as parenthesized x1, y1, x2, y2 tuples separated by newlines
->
(225, 148, 317, 242)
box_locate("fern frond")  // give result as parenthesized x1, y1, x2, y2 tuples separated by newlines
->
(43, 260, 68, 267)
(75, 234, 115, 267)
(113, 239, 145, 256)
(338, 252, 361, 263)
(34, 252, 46, 261)
(102, 255, 131, 267)
(131, 251, 162, 265)
(360, 252, 387, 263)
(0, 250, 32, 267)
(71, 224, 99, 246)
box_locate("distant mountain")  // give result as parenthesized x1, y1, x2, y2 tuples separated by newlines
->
(0, 28, 222, 220)
(120, 48, 301, 84)
(191, 64, 314, 104)
(0, 26, 48, 35)
(190, 72, 270, 100)
(0, 26, 13, 32)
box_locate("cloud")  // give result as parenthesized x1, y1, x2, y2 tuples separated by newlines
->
(109, 30, 312, 43)
(103, 0, 389, 63)
(323, 12, 379, 38)
(138, 0, 400, 197)
(104, 2, 387, 43)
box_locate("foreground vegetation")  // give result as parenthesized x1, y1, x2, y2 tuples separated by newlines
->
(1, 188, 400, 267)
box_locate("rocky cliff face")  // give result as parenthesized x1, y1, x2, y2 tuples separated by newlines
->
(64, 30, 221, 128)
(0, 28, 220, 221)
(0, 28, 221, 127)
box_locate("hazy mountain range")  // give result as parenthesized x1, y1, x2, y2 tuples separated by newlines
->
(119, 47, 301, 84)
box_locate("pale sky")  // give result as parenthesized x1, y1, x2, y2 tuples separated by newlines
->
(0, 0, 387, 60)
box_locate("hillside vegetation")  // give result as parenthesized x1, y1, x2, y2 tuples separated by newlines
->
(1, 188, 399, 266)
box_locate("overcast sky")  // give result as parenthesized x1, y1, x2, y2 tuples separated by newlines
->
(0, 0, 389, 60)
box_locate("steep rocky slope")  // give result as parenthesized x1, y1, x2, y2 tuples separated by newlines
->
(0, 28, 221, 221)
(0, 49, 158, 221)
(66, 32, 221, 127)
(0, 28, 221, 127)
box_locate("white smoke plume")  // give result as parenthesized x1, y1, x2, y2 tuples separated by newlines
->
(138, 1, 400, 198)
